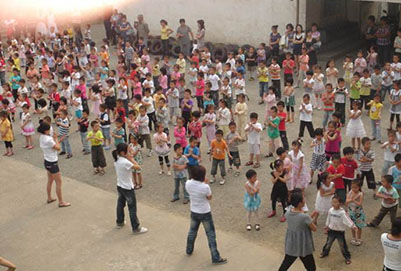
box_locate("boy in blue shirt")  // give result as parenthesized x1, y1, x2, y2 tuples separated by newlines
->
(184, 136, 200, 178)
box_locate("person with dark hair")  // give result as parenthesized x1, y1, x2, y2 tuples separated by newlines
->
(185, 165, 227, 265)
(38, 121, 70, 207)
(268, 160, 288, 222)
(310, 172, 334, 225)
(358, 137, 377, 195)
(376, 16, 391, 65)
(341, 147, 358, 193)
(196, 19, 206, 49)
(278, 192, 317, 271)
(176, 18, 194, 57)
(309, 128, 326, 182)
(171, 143, 190, 204)
(365, 15, 377, 50)
(381, 217, 401, 270)
(87, 120, 106, 176)
(244, 169, 261, 231)
(388, 153, 401, 208)
(160, 19, 173, 57)
(334, 78, 348, 125)
(327, 153, 346, 202)
(210, 129, 232, 185)
(112, 143, 147, 234)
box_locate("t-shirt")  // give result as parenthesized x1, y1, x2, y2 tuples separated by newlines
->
(137, 114, 150, 135)
(378, 186, 399, 208)
(325, 207, 354, 231)
(284, 210, 314, 257)
(226, 131, 240, 152)
(327, 164, 345, 189)
(381, 233, 401, 271)
(113, 127, 125, 146)
(245, 122, 262, 144)
(173, 155, 189, 179)
(383, 142, 399, 162)
(211, 139, 228, 160)
(369, 101, 383, 120)
(167, 88, 179, 108)
(0, 119, 13, 142)
(341, 157, 358, 180)
(87, 130, 104, 146)
(208, 74, 220, 91)
(359, 148, 375, 172)
(278, 111, 286, 131)
(78, 117, 89, 133)
(334, 87, 348, 104)
(282, 59, 295, 75)
(115, 157, 134, 190)
(73, 96, 83, 111)
(389, 165, 401, 190)
(185, 179, 212, 214)
(359, 77, 372, 96)
(184, 145, 200, 166)
(349, 81, 361, 100)
(177, 25, 192, 44)
(257, 67, 269, 82)
(40, 134, 58, 162)
(143, 96, 155, 114)
(267, 116, 280, 139)
(299, 103, 313, 122)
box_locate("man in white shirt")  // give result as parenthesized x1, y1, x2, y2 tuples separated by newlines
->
(185, 165, 227, 265)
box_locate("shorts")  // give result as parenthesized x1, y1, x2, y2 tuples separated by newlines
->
(75, 110, 82, 119)
(248, 143, 260, 155)
(169, 107, 179, 117)
(44, 160, 60, 174)
(101, 127, 111, 140)
(229, 151, 241, 167)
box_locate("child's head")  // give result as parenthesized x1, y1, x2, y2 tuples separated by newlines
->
(351, 179, 362, 193)
(74, 89, 81, 98)
(219, 99, 227, 108)
(189, 136, 198, 147)
(285, 78, 293, 87)
(206, 104, 214, 114)
(237, 93, 245, 103)
(357, 50, 364, 58)
(116, 99, 123, 108)
(134, 94, 142, 103)
(314, 65, 321, 73)
(382, 175, 394, 188)
(326, 59, 335, 68)
(374, 64, 381, 74)
(353, 72, 361, 81)
(184, 89, 191, 99)
(343, 146, 355, 160)
(22, 104, 29, 113)
(361, 137, 371, 149)
(229, 121, 236, 133)
(314, 128, 323, 139)
(271, 56, 278, 64)
(331, 195, 342, 209)
(144, 88, 151, 97)
(192, 110, 200, 121)
(388, 130, 396, 142)
(176, 117, 184, 127)
(59, 109, 68, 118)
(277, 101, 284, 112)
(197, 72, 204, 80)
(395, 153, 401, 168)
(289, 192, 305, 209)
(169, 80, 176, 88)
(270, 106, 278, 117)
(82, 109, 89, 119)
(285, 52, 292, 59)
(363, 68, 370, 78)
(246, 169, 257, 182)
(327, 120, 336, 132)
(373, 93, 381, 103)
(306, 70, 313, 79)
(397, 121, 401, 133)
(291, 139, 302, 151)
(273, 159, 284, 172)
(303, 93, 310, 103)
(331, 153, 341, 167)
(139, 105, 146, 116)
(393, 54, 400, 63)
(249, 112, 258, 123)
(158, 97, 166, 108)
(276, 147, 287, 160)
(332, 112, 341, 124)
(325, 83, 333, 92)
(115, 117, 123, 128)
(100, 103, 106, 112)
(337, 78, 345, 88)
(268, 86, 276, 95)
(156, 122, 164, 133)
(91, 120, 100, 131)
(215, 129, 224, 140)
(174, 143, 183, 155)
(129, 133, 138, 144)
(352, 99, 360, 110)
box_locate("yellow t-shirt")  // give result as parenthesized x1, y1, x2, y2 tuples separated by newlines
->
(258, 67, 269, 83)
(160, 26, 171, 40)
(87, 130, 104, 146)
(13, 58, 20, 71)
(152, 64, 160, 77)
(0, 118, 13, 142)
(369, 101, 383, 120)
(176, 58, 186, 73)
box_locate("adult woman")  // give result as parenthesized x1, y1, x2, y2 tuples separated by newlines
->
(278, 193, 317, 271)
(305, 31, 317, 69)
(113, 143, 147, 234)
(119, 15, 134, 43)
(283, 23, 295, 54)
(376, 16, 391, 65)
(381, 218, 401, 271)
(269, 25, 281, 57)
(38, 122, 70, 207)
(293, 24, 305, 73)
(196, 19, 206, 49)
(160, 19, 173, 57)
(311, 23, 321, 50)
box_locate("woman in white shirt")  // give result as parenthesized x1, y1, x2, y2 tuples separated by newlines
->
(381, 218, 401, 271)
(38, 122, 70, 207)
(113, 143, 147, 234)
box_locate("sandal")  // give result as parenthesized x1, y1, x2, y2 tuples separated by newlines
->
(345, 259, 351, 265)
(99, 169, 105, 176)
(47, 199, 57, 204)
(93, 169, 99, 175)
(245, 161, 253, 166)
(255, 224, 260, 231)
(58, 203, 71, 208)
(253, 163, 260, 168)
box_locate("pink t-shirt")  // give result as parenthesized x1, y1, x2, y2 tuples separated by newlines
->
(195, 79, 205, 97)
(174, 126, 187, 147)
(282, 59, 295, 75)
(159, 75, 168, 90)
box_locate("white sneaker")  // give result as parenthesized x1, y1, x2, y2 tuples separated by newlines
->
(159, 170, 164, 175)
(133, 227, 148, 235)
(219, 179, 226, 185)
(167, 171, 172, 176)
(210, 178, 216, 184)
(147, 150, 153, 157)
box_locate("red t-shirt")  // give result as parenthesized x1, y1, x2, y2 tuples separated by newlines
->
(327, 164, 345, 189)
(278, 111, 287, 131)
(116, 107, 126, 123)
(282, 59, 295, 75)
(341, 157, 358, 179)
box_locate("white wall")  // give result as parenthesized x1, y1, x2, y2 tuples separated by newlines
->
(118, 0, 303, 46)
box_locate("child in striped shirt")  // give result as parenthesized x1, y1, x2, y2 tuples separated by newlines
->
(56, 109, 72, 158)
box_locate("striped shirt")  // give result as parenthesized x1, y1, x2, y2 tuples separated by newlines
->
(358, 148, 375, 172)
(312, 138, 325, 155)
(58, 118, 69, 136)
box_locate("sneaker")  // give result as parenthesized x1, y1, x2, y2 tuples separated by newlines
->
(133, 227, 148, 235)
(59, 151, 66, 155)
(66, 154, 73, 159)
(267, 211, 276, 218)
(104, 146, 111, 150)
(116, 220, 126, 229)
(147, 150, 153, 157)
(213, 258, 228, 265)
(280, 216, 286, 223)
(367, 223, 376, 228)
(228, 167, 233, 172)
(170, 198, 179, 202)
(159, 170, 164, 175)
(246, 224, 252, 231)
(255, 224, 260, 231)
(167, 171, 172, 176)
(234, 171, 240, 177)
(210, 178, 216, 184)
(219, 179, 226, 185)
(351, 238, 356, 245)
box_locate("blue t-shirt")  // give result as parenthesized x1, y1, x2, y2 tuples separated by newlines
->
(184, 145, 200, 166)
(113, 127, 125, 146)
(389, 165, 401, 190)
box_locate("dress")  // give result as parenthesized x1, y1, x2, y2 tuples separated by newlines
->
(270, 171, 288, 202)
(91, 93, 101, 117)
(314, 181, 334, 214)
(312, 73, 325, 94)
(346, 110, 366, 138)
(204, 113, 216, 144)
(347, 191, 367, 228)
(153, 132, 170, 156)
(264, 94, 276, 121)
(244, 180, 261, 211)
(129, 143, 143, 174)
(284, 95, 295, 107)
(21, 112, 35, 136)
(288, 150, 310, 190)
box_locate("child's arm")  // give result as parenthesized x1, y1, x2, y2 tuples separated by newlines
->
(353, 193, 363, 206)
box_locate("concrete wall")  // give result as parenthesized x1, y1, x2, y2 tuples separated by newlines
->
(118, 0, 304, 46)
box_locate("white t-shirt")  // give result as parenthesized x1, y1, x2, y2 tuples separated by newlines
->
(245, 122, 262, 144)
(381, 233, 401, 271)
(391, 62, 401, 81)
(143, 96, 155, 114)
(185, 179, 212, 214)
(142, 79, 155, 94)
(40, 134, 58, 162)
(208, 74, 220, 91)
(299, 103, 313, 122)
(117, 85, 128, 100)
(115, 157, 134, 190)
(73, 97, 83, 111)
(234, 78, 246, 95)
(325, 207, 354, 231)
(217, 107, 231, 126)
(384, 142, 399, 162)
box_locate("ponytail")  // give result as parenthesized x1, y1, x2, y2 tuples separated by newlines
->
(112, 149, 118, 161)
(113, 143, 128, 162)
(316, 172, 329, 190)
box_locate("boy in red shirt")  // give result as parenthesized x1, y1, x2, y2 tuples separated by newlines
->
(341, 147, 358, 193)
(282, 52, 295, 82)
(327, 154, 346, 202)
(277, 101, 288, 150)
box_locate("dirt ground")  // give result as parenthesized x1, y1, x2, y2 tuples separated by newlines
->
(3, 24, 400, 270)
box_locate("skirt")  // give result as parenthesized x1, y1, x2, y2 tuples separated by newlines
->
(314, 192, 333, 214)
(22, 124, 35, 136)
(310, 153, 326, 171)
(346, 120, 366, 138)
(288, 164, 310, 190)
(244, 192, 261, 211)
(271, 181, 288, 201)
(348, 205, 367, 228)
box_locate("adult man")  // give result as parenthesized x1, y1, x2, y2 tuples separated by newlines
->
(376, 16, 391, 65)
(135, 14, 150, 46)
(185, 165, 227, 265)
(176, 19, 194, 56)
(365, 15, 377, 51)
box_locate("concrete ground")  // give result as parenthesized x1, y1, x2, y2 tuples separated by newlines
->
(1, 23, 399, 270)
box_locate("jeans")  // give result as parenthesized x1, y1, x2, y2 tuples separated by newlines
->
(60, 136, 72, 154)
(173, 177, 189, 200)
(116, 186, 140, 231)
(259, 82, 268, 98)
(322, 229, 351, 260)
(381, 85, 392, 102)
(210, 91, 219, 107)
(322, 110, 333, 129)
(371, 205, 398, 227)
(80, 131, 90, 152)
(211, 158, 226, 177)
(279, 254, 316, 271)
(186, 212, 221, 263)
(371, 119, 381, 141)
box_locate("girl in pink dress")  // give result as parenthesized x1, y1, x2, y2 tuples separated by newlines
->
(263, 87, 276, 127)
(154, 123, 171, 175)
(173, 117, 187, 148)
(203, 104, 216, 153)
(91, 85, 102, 118)
(288, 140, 310, 191)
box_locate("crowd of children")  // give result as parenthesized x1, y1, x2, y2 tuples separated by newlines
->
(1, 18, 401, 268)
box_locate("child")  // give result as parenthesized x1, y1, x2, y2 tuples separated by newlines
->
(381, 62, 395, 101)
(0, 111, 14, 156)
(155, 97, 169, 134)
(367, 93, 383, 143)
(203, 104, 216, 152)
(320, 196, 355, 265)
(288, 140, 310, 191)
(321, 83, 335, 128)
(154, 123, 171, 175)
(277, 101, 289, 151)
(346, 100, 366, 150)
(371, 65, 382, 99)
(268, 159, 288, 223)
(72, 89, 83, 121)
(266, 106, 281, 158)
(282, 52, 295, 82)
(142, 88, 157, 131)
(137, 105, 153, 156)
(195, 72, 205, 111)
(244, 169, 261, 231)
(311, 172, 335, 225)
(349, 72, 361, 110)
(181, 89, 193, 132)
(111, 117, 125, 147)
(188, 111, 202, 145)
(325, 121, 341, 161)
(343, 55, 353, 87)
(246, 47, 257, 81)
(78, 109, 90, 155)
(166, 80, 180, 124)
(346, 180, 367, 246)
(269, 56, 281, 99)
(220, 77, 232, 110)
(389, 153, 401, 208)
(87, 120, 106, 175)
(326, 59, 339, 89)
(184, 136, 201, 177)
(210, 129, 232, 185)
(174, 117, 187, 149)
(20, 104, 34, 149)
(303, 70, 314, 95)
(341, 147, 359, 193)
(56, 110, 72, 158)
(128, 133, 143, 189)
(358, 137, 377, 196)
(245, 112, 262, 168)
(368, 175, 399, 227)
(283, 78, 295, 123)
(99, 104, 111, 150)
(217, 99, 231, 137)
(381, 130, 399, 176)
(234, 93, 248, 140)
(359, 69, 372, 112)
(327, 154, 346, 202)
(310, 128, 326, 181)
(389, 80, 401, 130)
(171, 143, 190, 204)
(354, 50, 367, 74)
(263, 86, 276, 126)
(226, 121, 241, 176)
(312, 66, 324, 109)
(298, 94, 315, 140)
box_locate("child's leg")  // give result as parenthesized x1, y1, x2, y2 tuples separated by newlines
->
(351, 227, 356, 240)
(46, 171, 55, 201)
(164, 156, 171, 171)
(290, 106, 295, 122)
(337, 231, 351, 260)
(145, 134, 152, 150)
(306, 122, 315, 138)
(254, 209, 260, 225)
(219, 159, 226, 178)
(137, 173, 143, 186)
(133, 172, 138, 186)
(173, 178, 180, 200)
(249, 153, 254, 163)
(356, 137, 361, 150)
(246, 211, 252, 225)
(158, 156, 164, 172)
(356, 227, 362, 241)
(389, 205, 398, 224)
(280, 197, 287, 216)
(298, 121, 306, 138)
(351, 138, 356, 149)
(271, 198, 277, 212)
(390, 113, 394, 129)
(321, 230, 336, 256)
(370, 206, 389, 226)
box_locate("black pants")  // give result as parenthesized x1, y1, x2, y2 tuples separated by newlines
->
(162, 39, 169, 57)
(298, 121, 315, 138)
(272, 197, 287, 213)
(147, 112, 157, 131)
(360, 95, 370, 110)
(390, 113, 400, 123)
(116, 186, 140, 231)
(279, 131, 289, 151)
(4, 141, 13, 148)
(378, 44, 391, 66)
(182, 110, 191, 133)
(360, 169, 376, 190)
(335, 103, 346, 124)
(158, 155, 170, 167)
(321, 229, 351, 260)
(272, 79, 281, 100)
(278, 254, 316, 271)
